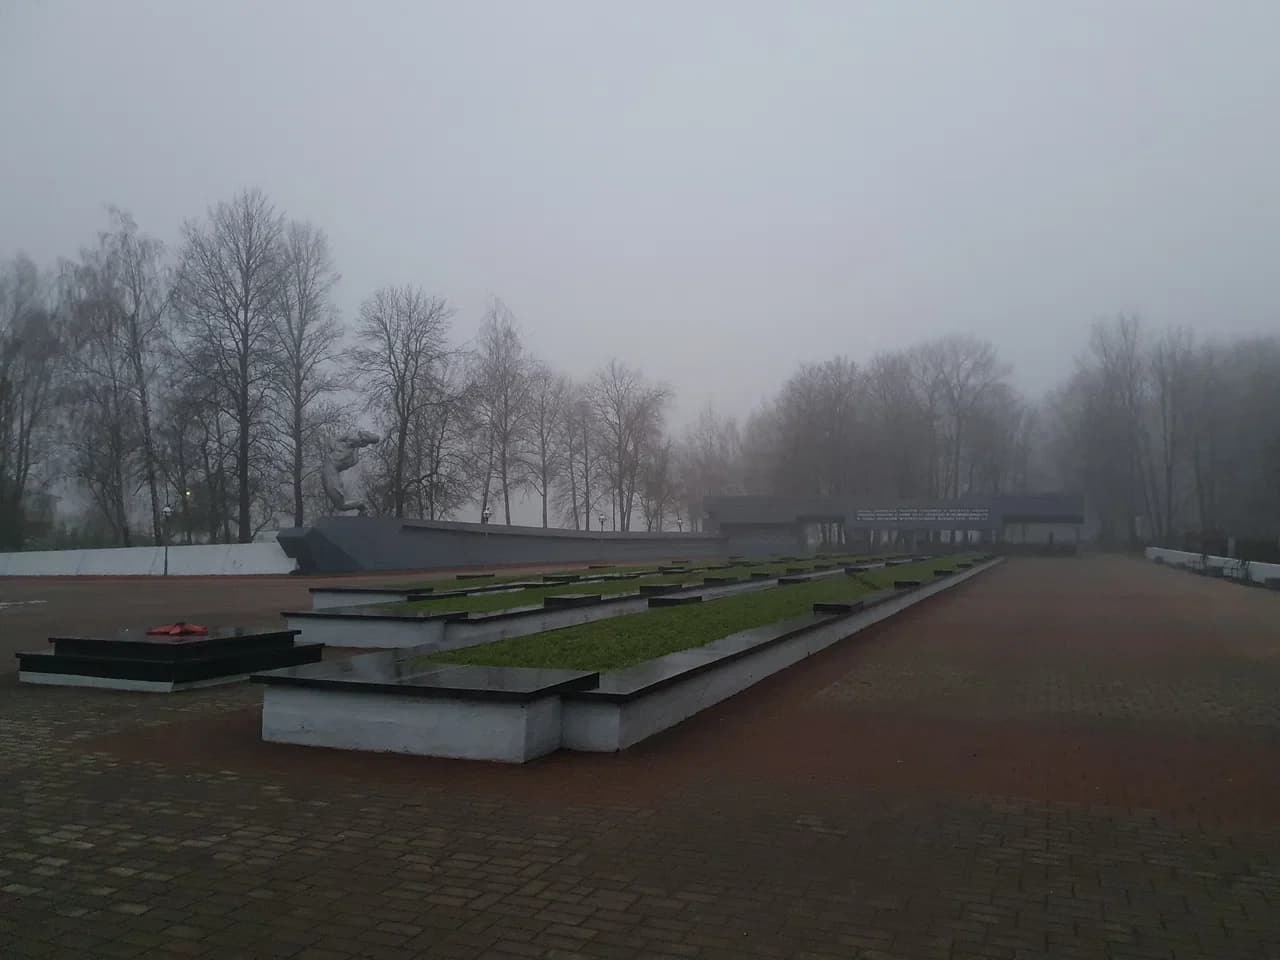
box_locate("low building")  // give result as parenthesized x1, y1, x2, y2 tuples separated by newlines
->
(702, 493, 1085, 555)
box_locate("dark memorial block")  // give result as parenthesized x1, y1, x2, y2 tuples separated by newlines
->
(542, 573, 580, 583)
(542, 593, 602, 609)
(893, 579, 923, 589)
(456, 572, 496, 581)
(639, 583, 682, 596)
(17, 626, 319, 692)
(649, 594, 703, 607)
(813, 600, 865, 614)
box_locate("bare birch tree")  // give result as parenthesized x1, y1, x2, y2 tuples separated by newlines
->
(351, 285, 452, 518)
(521, 363, 567, 527)
(172, 188, 285, 542)
(591, 360, 667, 532)
(473, 300, 531, 525)
(0, 255, 61, 549)
(272, 220, 342, 526)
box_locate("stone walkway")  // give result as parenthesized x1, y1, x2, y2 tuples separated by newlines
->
(2, 556, 1279, 959)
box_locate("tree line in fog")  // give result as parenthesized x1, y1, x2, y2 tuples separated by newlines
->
(3, 189, 1278, 549)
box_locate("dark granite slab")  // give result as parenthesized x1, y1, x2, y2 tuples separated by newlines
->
(749, 571, 774, 580)
(894, 579, 923, 589)
(542, 573, 581, 583)
(19, 640, 322, 684)
(444, 604, 547, 623)
(648, 594, 703, 607)
(455, 572, 496, 580)
(702, 576, 741, 585)
(956, 562, 973, 569)
(255, 651, 598, 702)
(813, 600, 864, 614)
(285, 605, 459, 622)
(543, 593, 603, 609)
(47, 626, 301, 662)
(779, 574, 824, 585)
(844, 564, 873, 573)
(933, 568, 953, 577)
(639, 583, 683, 596)
(308, 585, 419, 596)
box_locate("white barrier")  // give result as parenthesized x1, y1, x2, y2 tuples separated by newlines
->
(1144, 547, 1280, 585)
(0, 542, 296, 577)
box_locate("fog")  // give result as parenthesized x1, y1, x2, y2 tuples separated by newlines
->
(5, 0, 1278, 422)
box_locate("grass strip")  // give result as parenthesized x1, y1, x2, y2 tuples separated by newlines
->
(431, 555, 976, 671)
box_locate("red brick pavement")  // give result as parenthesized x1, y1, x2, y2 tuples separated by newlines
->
(2, 555, 1280, 959)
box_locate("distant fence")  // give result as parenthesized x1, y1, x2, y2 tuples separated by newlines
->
(0, 542, 297, 577)
(1145, 546, 1280, 585)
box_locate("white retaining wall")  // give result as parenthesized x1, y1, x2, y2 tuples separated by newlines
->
(0, 542, 297, 577)
(1145, 547, 1280, 584)
(261, 686, 564, 763)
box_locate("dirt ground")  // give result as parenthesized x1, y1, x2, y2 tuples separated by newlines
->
(2, 555, 1280, 959)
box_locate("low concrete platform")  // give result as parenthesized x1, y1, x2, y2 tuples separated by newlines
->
(256, 655, 597, 762)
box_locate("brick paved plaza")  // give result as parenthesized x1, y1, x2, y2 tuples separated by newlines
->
(3, 556, 1279, 959)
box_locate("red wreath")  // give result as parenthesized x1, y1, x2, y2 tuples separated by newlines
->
(145, 622, 209, 637)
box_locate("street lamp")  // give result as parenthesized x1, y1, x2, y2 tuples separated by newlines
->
(481, 506, 491, 525)
(598, 513, 606, 533)
(676, 516, 684, 532)
(161, 504, 174, 576)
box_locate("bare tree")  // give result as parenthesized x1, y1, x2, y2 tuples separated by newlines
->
(61, 253, 139, 543)
(172, 188, 285, 542)
(473, 300, 532, 524)
(674, 405, 742, 531)
(403, 354, 475, 520)
(639, 436, 676, 531)
(555, 386, 602, 530)
(0, 255, 61, 549)
(521, 363, 568, 528)
(351, 285, 452, 518)
(918, 335, 1011, 500)
(591, 360, 668, 532)
(272, 220, 342, 526)
(1149, 326, 1196, 541)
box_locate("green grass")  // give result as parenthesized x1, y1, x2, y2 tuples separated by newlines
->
(431, 555, 976, 671)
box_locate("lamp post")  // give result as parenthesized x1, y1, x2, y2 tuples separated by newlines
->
(598, 513, 606, 534)
(481, 507, 491, 525)
(161, 504, 174, 576)
(676, 516, 684, 532)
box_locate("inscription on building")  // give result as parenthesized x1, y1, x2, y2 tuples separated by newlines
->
(853, 507, 991, 523)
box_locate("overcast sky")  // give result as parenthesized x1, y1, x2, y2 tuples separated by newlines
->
(3, 0, 1278, 428)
